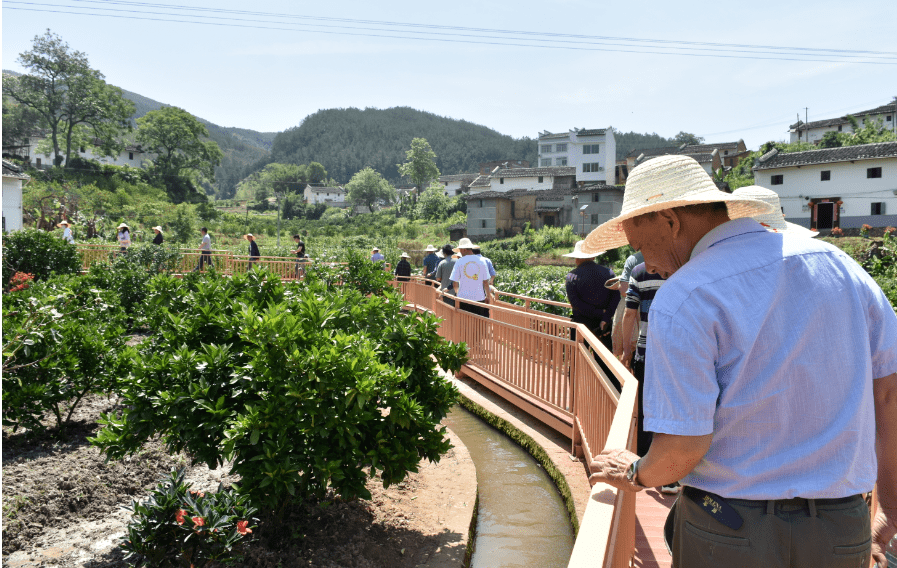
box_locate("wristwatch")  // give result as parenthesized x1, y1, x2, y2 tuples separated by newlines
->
(625, 458, 641, 484)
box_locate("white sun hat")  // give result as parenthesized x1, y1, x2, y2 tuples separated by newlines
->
(152, 226, 163, 233)
(400, 252, 411, 258)
(453, 237, 475, 252)
(117, 222, 130, 230)
(731, 186, 819, 238)
(372, 247, 380, 252)
(57, 220, 71, 227)
(436, 250, 445, 259)
(581, 155, 776, 253)
(563, 240, 605, 259)
(425, 244, 437, 252)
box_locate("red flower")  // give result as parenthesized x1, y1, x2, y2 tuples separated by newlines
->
(175, 509, 187, 525)
(192, 516, 205, 527)
(236, 520, 252, 535)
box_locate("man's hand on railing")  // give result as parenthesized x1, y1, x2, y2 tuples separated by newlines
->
(588, 448, 646, 493)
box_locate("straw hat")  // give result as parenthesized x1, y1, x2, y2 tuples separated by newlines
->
(563, 240, 604, 259)
(400, 252, 411, 258)
(731, 186, 819, 238)
(581, 155, 775, 252)
(425, 244, 437, 252)
(117, 223, 130, 230)
(152, 226, 163, 234)
(453, 237, 475, 252)
(452, 253, 461, 259)
(243, 233, 254, 240)
(57, 220, 70, 227)
(372, 247, 380, 252)
(436, 250, 445, 259)
(605, 276, 624, 290)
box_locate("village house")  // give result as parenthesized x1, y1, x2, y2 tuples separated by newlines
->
(303, 184, 347, 205)
(2, 159, 29, 232)
(624, 140, 747, 177)
(2, 132, 154, 169)
(537, 128, 616, 185)
(477, 159, 530, 175)
(439, 173, 478, 196)
(789, 102, 897, 144)
(465, 183, 623, 239)
(467, 166, 577, 195)
(752, 141, 897, 230)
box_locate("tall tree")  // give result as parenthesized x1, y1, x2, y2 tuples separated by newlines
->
(306, 162, 328, 185)
(673, 131, 705, 146)
(398, 137, 440, 202)
(136, 106, 223, 202)
(345, 167, 396, 213)
(2, 30, 134, 167)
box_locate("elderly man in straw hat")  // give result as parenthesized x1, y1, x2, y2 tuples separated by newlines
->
(584, 155, 897, 568)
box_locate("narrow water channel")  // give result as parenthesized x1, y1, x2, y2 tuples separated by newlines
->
(444, 406, 574, 568)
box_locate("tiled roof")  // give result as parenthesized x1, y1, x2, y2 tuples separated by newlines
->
(469, 175, 491, 188)
(464, 188, 571, 201)
(753, 142, 897, 170)
(2, 159, 29, 179)
(576, 129, 607, 137)
(790, 103, 897, 130)
(626, 145, 682, 159)
(539, 132, 570, 140)
(638, 152, 714, 165)
(439, 173, 478, 182)
(535, 207, 561, 213)
(489, 166, 576, 179)
(572, 183, 623, 194)
(681, 141, 742, 153)
(308, 186, 344, 193)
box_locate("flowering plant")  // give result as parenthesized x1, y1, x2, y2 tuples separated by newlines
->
(120, 469, 257, 568)
(831, 227, 844, 237)
(861, 224, 873, 238)
(6, 272, 33, 293)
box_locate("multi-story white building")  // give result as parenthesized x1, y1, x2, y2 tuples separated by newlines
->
(789, 102, 897, 144)
(752, 142, 897, 230)
(537, 128, 616, 184)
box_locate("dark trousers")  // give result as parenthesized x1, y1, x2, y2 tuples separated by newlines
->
(633, 358, 652, 457)
(672, 488, 870, 568)
(459, 298, 489, 318)
(195, 251, 212, 271)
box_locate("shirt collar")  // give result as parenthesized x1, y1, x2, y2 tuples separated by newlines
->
(690, 217, 768, 260)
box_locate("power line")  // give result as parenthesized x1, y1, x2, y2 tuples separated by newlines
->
(6, 2, 897, 65)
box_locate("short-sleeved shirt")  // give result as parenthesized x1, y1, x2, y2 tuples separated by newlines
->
(371, 253, 384, 262)
(200, 234, 211, 251)
(435, 257, 457, 294)
(450, 255, 490, 301)
(624, 263, 665, 361)
(565, 260, 618, 325)
(62, 227, 74, 244)
(475, 254, 496, 279)
(118, 230, 130, 247)
(619, 251, 644, 284)
(644, 217, 897, 499)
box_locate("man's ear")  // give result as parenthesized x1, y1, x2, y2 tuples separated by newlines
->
(656, 209, 682, 238)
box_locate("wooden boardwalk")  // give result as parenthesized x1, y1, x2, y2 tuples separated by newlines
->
(633, 489, 676, 568)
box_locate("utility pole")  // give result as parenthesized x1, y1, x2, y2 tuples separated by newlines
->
(797, 113, 801, 142)
(804, 108, 809, 143)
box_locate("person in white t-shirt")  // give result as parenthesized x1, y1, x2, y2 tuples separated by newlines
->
(58, 221, 74, 244)
(449, 238, 490, 318)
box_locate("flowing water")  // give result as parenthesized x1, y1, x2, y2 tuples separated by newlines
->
(444, 406, 574, 568)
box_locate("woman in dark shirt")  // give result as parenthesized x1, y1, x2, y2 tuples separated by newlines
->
(293, 235, 309, 278)
(395, 252, 412, 282)
(244, 233, 260, 270)
(152, 226, 164, 245)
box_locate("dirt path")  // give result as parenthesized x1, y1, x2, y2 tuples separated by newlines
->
(2, 394, 476, 568)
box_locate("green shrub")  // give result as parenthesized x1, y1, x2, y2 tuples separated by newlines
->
(90, 269, 465, 513)
(121, 469, 257, 568)
(1, 228, 81, 287)
(495, 265, 573, 317)
(2, 277, 131, 432)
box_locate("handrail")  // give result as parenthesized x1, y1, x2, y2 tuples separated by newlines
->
(390, 278, 638, 568)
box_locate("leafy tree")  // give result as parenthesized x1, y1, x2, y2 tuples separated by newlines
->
(2, 30, 135, 167)
(346, 167, 396, 212)
(136, 107, 223, 203)
(398, 138, 440, 202)
(673, 131, 705, 146)
(306, 162, 327, 185)
(2, 85, 45, 153)
(818, 116, 897, 148)
(415, 182, 457, 221)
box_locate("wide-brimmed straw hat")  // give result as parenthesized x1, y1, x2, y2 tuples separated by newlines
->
(400, 252, 411, 258)
(425, 244, 437, 252)
(372, 247, 380, 252)
(563, 240, 605, 259)
(152, 226, 163, 234)
(117, 223, 130, 230)
(243, 233, 254, 240)
(581, 155, 775, 252)
(731, 186, 819, 238)
(436, 250, 445, 259)
(57, 220, 70, 227)
(605, 276, 624, 290)
(453, 237, 475, 252)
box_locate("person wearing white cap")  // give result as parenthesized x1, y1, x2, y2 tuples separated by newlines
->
(57, 220, 74, 244)
(584, 155, 897, 568)
(117, 223, 131, 254)
(395, 252, 412, 282)
(563, 240, 618, 355)
(151, 226, 164, 246)
(449, 238, 490, 317)
(422, 245, 440, 284)
(732, 185, 819, 238)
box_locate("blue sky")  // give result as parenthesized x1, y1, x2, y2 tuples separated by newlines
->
(3, 0, 896, 149)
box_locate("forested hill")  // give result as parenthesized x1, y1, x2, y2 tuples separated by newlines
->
(613, 131, 681, 160)
(263, 107, 538, 184)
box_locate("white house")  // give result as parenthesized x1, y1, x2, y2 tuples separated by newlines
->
(789, 102, 897, 144)
(438, 173, 478, 196)
(2, 132, 155, 169)
(752, 142, 897, 230)
(467, 166, 576, 194)
(633, 150, 723, 177)
(537, 128, 617, 184)
(2, 160, 29, 232)
(303, 185, 346, 205)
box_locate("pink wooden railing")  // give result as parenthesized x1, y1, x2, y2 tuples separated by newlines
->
(392, 278, 638, 568)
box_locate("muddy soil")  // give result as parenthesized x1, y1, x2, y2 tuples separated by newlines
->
(2, 393, 470, 568)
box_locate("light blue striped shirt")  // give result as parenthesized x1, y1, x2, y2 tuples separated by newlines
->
(644, 218, 897, 499)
